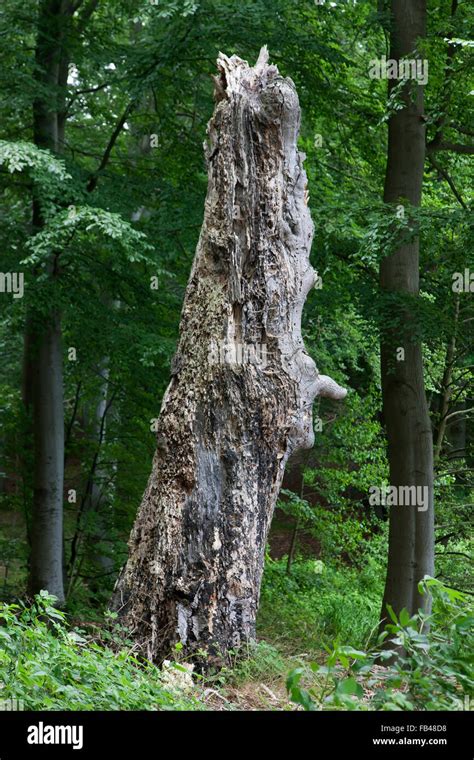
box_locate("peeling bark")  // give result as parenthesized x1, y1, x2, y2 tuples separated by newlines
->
(112, 48, 346, 665)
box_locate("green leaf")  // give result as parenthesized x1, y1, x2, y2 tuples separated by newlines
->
(336, 677, 363, 697)
(399, 608, 410, 627)
(385, 604, 399, 624)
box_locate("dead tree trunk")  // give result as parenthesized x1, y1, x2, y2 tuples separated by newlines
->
(112, 48, 346, 665)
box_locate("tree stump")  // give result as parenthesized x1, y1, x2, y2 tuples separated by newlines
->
(111, 47, 346, 665)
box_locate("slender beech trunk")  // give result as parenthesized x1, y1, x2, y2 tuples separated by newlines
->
(26, 1, 73, 602)
(29, 312, 65, 599)
(380, 0, 434, 626)
(84, 362, 115, 582)
(286, 462, 308, 575)
(445, 401, 467, 462)
(67, 361, 114, 597)
(112, 49, 346, 665)
(286, 517, 300, 576)
(434, 296, 460, 464)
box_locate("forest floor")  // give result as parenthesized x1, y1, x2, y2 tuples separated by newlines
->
(0, 500, 393, 711)
(202, 676, 295, 710)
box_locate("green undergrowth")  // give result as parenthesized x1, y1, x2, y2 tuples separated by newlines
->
(286, 578, 474, 711)
(258, 555, 384, 653)
(0, 592, 202, 711)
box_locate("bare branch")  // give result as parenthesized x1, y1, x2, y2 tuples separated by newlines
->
(443, 406, 474, 423)
(87, 102, 135, 192)
(428, 140, 474, 155)
(427, 153, 467, 209)
(65, 81, 111, 112)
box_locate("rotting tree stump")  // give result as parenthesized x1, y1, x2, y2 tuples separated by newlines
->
(111, 47, 346, 665)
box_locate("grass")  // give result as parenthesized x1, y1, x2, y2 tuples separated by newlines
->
(257, 556, 384, 654)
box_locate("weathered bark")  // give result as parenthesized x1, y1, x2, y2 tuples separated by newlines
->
(379, 0, 434, 627)
(112, 48, 346, 665)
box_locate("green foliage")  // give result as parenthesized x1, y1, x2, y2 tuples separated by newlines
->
(0, 0, 472, 712)
(258, 555, 384, 653)
(0, 592, 201, 710)
(0, 140, 69, 179)
(278, 490, 317, 525)
(287, 578, 474, 711)
(22, 207, 151, 268)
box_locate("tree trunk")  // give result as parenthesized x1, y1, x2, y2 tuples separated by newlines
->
(434, 295, 460, 464)
(112, 48, 346, 665)
(67, 360, 114, 597)
(28, 314, 65, 600)
(445, 401, 467, 462)
(286, 517, 300, 576)
(84, 361, 115, 583)
(26, 0, 72, 603)
(379, 0, 434, 626)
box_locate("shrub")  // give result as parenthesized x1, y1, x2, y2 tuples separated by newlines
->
(0, 591, 202, 710)
(258, 556, 383, 652)
(286, 578, 474, 711)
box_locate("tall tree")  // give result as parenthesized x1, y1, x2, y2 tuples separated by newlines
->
(379, 0, 434, 624)
(26, 0, 75, 602)
(26, 0, 137, 602)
